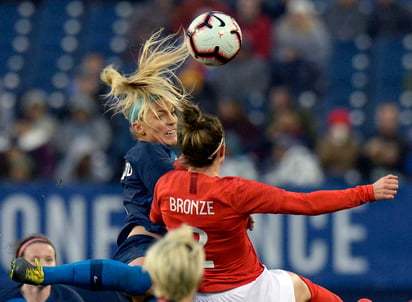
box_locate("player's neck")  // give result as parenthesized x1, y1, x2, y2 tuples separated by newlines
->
(188, 153, 223, 177)
(188, 163, 220, 177)
(21, 284, 51, 302)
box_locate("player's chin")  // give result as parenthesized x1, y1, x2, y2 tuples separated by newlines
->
(163, 135, 178, 147)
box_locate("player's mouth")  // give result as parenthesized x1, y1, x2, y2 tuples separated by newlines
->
(166, 130, 176, 136)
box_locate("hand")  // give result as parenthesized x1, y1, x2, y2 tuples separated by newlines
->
(372, 174, 398, 200)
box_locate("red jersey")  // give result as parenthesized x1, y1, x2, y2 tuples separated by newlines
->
(151, 170, 375, 293)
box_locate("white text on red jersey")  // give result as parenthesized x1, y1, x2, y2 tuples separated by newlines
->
(169, 197, 215, 215)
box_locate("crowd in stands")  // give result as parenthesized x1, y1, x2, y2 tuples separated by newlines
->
(0, 0, 412, 187)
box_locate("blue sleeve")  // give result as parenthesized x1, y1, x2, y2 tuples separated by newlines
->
(43, 259, 152, 296)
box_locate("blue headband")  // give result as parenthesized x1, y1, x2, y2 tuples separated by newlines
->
(129, 94, 160, 123)
(129, 101, 142, 123)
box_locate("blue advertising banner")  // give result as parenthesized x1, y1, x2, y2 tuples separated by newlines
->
(0, 182, 411, 294)
(0, 183, 125, 289)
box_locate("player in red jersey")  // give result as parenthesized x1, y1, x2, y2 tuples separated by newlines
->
(151, 104, 399, 302)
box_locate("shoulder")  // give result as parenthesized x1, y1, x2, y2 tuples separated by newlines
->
(126, 141, 170, 161)
(129, 141, 169, 154)
(219, 175, 278, 195)
(158, 168, 183, 182)
(214, 175, 259, 196)
(219, 175, 252, 184)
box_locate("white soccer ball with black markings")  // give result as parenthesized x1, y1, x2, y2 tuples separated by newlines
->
(185, 11, 242, 66)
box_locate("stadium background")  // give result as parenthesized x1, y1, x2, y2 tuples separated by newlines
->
(0, 0, 411, 301)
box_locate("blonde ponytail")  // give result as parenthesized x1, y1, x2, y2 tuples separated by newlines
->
(100, 28, 191, 124)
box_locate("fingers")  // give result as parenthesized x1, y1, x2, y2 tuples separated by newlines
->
(384, 180, 398, 190)
(373, 174, 399, 200)
(384, 174, 399, 182)
(384, 175, 399, 190)
(383, 189, 397, 199)
(381, 187, 398, 199)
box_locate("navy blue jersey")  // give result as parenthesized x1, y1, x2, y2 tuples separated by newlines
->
(117, 141, 175, 245)
(0, 284, 84, 301)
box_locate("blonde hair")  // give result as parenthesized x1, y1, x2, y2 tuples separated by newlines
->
(100, 29, 191, 128)
(144, 224, 205, 301)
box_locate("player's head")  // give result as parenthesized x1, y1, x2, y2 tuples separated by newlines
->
(143, 224, 204, 301)
(179, 104, 225, 168)
(15, 234, 57, 267)
(100, 28, 192, 144)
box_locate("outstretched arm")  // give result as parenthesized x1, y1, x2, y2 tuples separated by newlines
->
(230, 174, 400, 216)
(273, 174, 399, 215)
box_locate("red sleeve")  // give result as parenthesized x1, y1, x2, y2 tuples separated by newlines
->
(229, 178, 375, 216)
(278, 185, 375, 215)
(150, 183, 164, 225)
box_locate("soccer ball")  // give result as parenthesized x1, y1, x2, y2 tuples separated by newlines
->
(185, 11, 242, 66)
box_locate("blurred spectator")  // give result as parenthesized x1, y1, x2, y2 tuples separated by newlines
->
(55, 137, 112, 184)
(316, 108, 362, 184)
(264, 86, 317, 149)
(261, 134, 325, 187)
(66, 52, 127, 182)
(322, 0, 369, 42)
(13, 89, 58, 180)
(126, 0, 176, 57)
(270, 47, 323, 96)
(54, 96, 113, 183)
(207, 37, 271, 108)
(234, 0, 273, 59)
(360, 102, 409, 181)
(178, 58, 217, 113)
(170, 0, 231, 32)
(55, 96, 112, 153)
(220, 132, 259, 180)
(217, 97, 263, 158)
(0, 95, 14, 151)
(271, 0, 331, 95)
(367, 0, 412, 39)
(262, 0, 289, 20)
(0, 94, 16, 179)
(272, 0, 332, 72)
(67, 52, 107, 115)
(3, 145, 35, 182)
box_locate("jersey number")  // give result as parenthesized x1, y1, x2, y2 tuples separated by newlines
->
(191, 226, 215, 268)
(121, 162, 132, 180)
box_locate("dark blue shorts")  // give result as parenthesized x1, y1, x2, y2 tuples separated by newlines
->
(112, 234, 157, 264)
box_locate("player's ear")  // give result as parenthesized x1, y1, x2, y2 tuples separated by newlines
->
(219, 144, 225, 157)
(131, 122, 146, 136)
(219, 144, 225, 164)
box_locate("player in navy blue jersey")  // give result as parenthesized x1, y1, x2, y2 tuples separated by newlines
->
(100, 29, 197, 269)
(9, 29, 198, 302)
